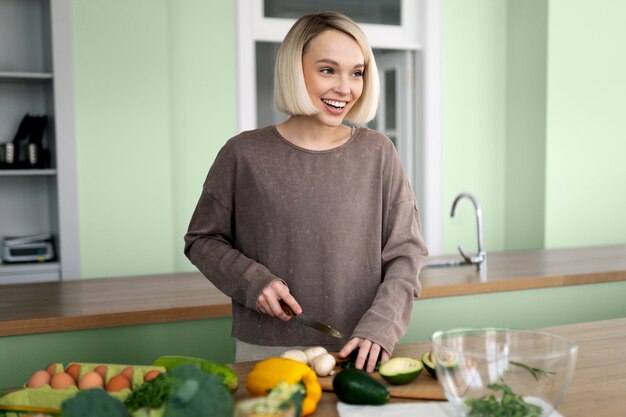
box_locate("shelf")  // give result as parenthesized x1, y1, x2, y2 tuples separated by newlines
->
(0, 0, 78, 281)
(0, 169, 56, 176)
(0, 261, 60, 284)
(0, 71, 53, 83)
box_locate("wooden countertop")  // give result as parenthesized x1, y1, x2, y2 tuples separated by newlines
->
(1, 245, 625, 337)
(229, 317, 626, 417)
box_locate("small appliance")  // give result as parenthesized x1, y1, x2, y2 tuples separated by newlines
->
(2, 234, 55, 263)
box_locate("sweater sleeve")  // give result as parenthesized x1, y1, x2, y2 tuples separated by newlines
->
(183, 142, 282, 310)
(350, 148, 429, 355)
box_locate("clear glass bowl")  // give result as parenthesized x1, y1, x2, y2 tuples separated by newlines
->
(431, 328, 578, 417)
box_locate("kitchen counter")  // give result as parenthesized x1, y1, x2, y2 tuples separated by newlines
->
(1, 245, 625, 337)
(229, 317, 626, 417)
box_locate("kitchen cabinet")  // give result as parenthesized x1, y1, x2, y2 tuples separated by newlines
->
(0, 0, 79, 283)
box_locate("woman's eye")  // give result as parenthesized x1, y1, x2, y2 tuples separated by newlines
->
(320, 68, 334, 75)
(353, 70, 363, 77)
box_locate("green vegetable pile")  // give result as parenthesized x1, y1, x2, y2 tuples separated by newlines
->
(465, 384, 543, 417)
(60, 363, 233, 417)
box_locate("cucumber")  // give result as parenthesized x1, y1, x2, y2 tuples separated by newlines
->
(332, 368, 389, 405)
(152, 355, 238, 393)
(379, 357, 423, 385)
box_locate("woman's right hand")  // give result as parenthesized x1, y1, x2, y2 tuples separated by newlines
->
(257, 280, 302, 321)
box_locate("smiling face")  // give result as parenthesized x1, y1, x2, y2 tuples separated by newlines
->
(301, 29, 365, 127)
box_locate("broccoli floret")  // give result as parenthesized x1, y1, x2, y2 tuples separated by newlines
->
(61, 389, 128, 417)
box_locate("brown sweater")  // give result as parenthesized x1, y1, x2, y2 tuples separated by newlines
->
(184, 126, 428, 354)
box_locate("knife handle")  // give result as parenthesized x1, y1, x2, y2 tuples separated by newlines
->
(279, 300, 296, 317)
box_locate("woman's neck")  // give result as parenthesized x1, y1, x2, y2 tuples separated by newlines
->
(276, 116, 354, 151)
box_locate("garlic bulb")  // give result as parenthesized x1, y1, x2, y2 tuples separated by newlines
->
(304, 346, 328, 364)
(311, 353, 336, 377)
(280, 349, 308, 364)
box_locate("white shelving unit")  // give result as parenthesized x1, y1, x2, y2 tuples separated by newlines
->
(0, 0, 79, 284)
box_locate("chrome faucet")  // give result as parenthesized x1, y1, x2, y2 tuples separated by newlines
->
(450, 192, 486, 271)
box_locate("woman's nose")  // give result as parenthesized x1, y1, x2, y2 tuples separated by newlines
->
(333, 75, 350, 95)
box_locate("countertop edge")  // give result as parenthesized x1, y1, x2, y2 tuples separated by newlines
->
(419, 269, 626, 299)
(2, 246, 625, 337)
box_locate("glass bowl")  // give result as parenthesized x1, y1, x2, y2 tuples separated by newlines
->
(431, 328, 578, 417)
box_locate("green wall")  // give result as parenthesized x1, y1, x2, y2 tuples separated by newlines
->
(504, 0, 547, 250)
(441, 0, 507, 255)
(442, 0, 626, 253)
(73, 1, 175, 278)
(71, 1, 625, 276)
(544, 0, 626, 248)
(72, 0, 236, 278)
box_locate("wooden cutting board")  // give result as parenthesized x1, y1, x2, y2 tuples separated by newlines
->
(317, 367, 447, 401)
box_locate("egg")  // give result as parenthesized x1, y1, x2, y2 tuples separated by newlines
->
(106, 374, 131, 392)
(65, 364, 81, 382)
(143, 370, 161, 382)
(45, 363, 58, 376)
(50, 372, 76, 390)
(27, 370, 51, 388)
(79, 371, 104, 390)
(93, 365, 108, 379)
(121, 366, 134, 380)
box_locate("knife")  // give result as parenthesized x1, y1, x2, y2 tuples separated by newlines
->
(280, 300, 346, 339)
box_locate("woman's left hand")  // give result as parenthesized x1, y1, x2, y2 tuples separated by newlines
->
(338, 337, 390, 373)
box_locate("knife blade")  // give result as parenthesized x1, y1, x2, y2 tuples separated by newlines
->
(280, 300, 346, 339)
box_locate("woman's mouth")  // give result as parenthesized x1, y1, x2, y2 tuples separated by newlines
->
(321, 98, 348, 114)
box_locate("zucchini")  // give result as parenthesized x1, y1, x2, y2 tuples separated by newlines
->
(378, 357, 423, 385)
(332, 368, 389, 405)
(152, 356, 238, 393)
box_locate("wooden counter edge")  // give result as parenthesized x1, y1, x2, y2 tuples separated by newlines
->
(0, 304, 232, 337)
(420, 270, 626, 299)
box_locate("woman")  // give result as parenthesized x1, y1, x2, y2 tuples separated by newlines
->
(184, 11, 428, 373)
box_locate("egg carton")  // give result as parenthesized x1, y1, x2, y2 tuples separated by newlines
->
(0, 362, 165, 414)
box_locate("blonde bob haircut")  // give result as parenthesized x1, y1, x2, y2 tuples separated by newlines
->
(274, 11, 380, 126)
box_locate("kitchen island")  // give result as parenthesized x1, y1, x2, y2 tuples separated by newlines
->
(1, 245, 625, 390)
(1, 245, 625, 337)
(229, 317, 626, 417)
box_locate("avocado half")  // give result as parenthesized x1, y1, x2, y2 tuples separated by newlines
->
(421, 351, 437, 378)
(379, 357, 423, 385)
(421, 351, 459, 378)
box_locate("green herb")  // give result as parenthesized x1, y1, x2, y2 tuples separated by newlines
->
(509, 361, 556, 381)
(125, 373, 172, 411)
(465, 383, 543, 417)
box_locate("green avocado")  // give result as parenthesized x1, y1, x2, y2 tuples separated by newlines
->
(421, 351, 459, 378)
(421, 351, 437, 378)
(379, 357, 423, 385)
(332, 368, 389, 405)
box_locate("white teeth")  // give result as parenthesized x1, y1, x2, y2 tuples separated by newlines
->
(322, 99, 346, 108)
